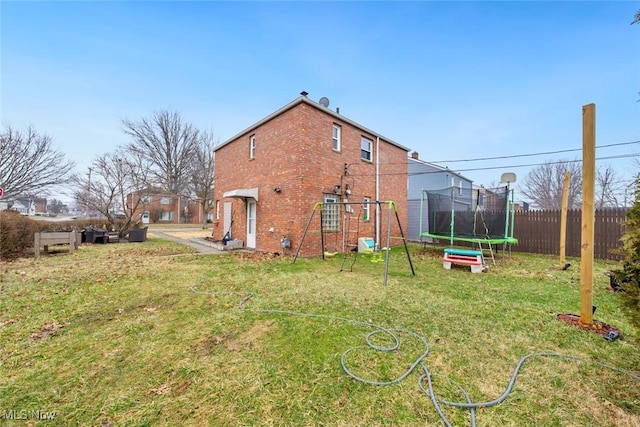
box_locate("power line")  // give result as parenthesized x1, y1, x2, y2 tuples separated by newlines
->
(348, 152, 640, 178)
(344, 139, 640, 169)
(429, 140, 640, 164)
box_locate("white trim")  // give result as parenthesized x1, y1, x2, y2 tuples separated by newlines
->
(223, 187, 259, 201)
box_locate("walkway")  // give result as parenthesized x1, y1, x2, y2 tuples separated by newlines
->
(146, 227, 226, 254)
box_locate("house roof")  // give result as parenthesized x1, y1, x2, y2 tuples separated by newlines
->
(408, 156, 472, 183)
(214, 95, 410, 152)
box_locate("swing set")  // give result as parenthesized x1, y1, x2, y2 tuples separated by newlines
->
(293, 200, 415, 286)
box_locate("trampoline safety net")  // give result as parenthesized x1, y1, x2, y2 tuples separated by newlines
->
(424, 186, 511, 239)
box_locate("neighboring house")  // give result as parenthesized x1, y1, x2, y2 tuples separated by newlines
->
(10, 200, 30, 215)
(128, 191, 204, 225)
(10, 197, 46, 216)
(212, 93, 410, 257)
(407, 152, 473, 241)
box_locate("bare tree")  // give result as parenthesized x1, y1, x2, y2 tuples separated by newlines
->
(595, 165, 623, 208)
(634, 10, 639, 101)
(191, 130, 217, 229)
(122, 111, 200, 196)
(0, 125, 74, 201)
(48, 199, 68, 215)
(520, 160, 583, 209)
(71, 149, 152, 235)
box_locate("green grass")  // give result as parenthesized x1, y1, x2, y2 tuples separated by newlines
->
(1, 238, 638, 426)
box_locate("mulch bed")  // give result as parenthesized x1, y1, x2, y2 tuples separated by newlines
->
(556, 313, 621, 339)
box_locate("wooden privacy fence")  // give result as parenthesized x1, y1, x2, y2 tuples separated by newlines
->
(512, 208, 628, 260)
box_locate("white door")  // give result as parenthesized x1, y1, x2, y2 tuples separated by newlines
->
(223, 202, 232, 239)
(141, 211, 150, 224)
(246, 199, 256, 249)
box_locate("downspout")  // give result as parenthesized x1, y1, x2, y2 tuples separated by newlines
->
(177, 196, 181, 224)
(375, 136, 380, 247)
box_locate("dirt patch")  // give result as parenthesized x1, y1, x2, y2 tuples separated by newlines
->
(234, 251, 281, 263)
(29, 322, 69, 342)
(557, 314, 621, 339)
(224, 319, 275, 352)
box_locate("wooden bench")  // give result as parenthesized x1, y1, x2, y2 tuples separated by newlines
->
(34, 231, 79, 258)
(443, 248, 485, 273)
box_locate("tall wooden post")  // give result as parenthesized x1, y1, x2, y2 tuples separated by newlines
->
(580, 104, 595, 325)
(559, 172, 571, 268)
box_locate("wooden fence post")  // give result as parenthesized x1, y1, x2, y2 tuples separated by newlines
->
(580, 103, 595, 325)
(560, 172, 571, 268)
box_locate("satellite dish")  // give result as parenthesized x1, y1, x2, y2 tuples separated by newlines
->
(319, 97, 330, 108)
(501, 172, 517, 184)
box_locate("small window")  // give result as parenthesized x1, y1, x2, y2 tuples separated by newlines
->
(361, 137, 372, 162)
(215, 200, 220, 220)
(332, 124, 341, 151)
(160, 197, 171, 205)
(249, 134, 256, 159)
(160, 211, 174, 221)
(322, 194, 340, 232)
(363, 197, 371, 222)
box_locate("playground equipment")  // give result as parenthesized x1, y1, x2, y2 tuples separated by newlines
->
(443, 248, 485, 273)
(293, 200, 415, 286)
(419, 184, 518, 264)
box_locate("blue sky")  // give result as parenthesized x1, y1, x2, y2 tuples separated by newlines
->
(2, 1, 639, 202)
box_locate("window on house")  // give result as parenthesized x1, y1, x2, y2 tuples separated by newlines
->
(160, 211, 174, 221)
(332, 124, 341, 151)
(160, 197, 171, 205)
(141, 196, 151, 204)
(323, 194, 339, 232)
(361, 137, 372, 162)
(363, 197, 371, 222)
(215, 200, 220, 220)
(249, 134, 256, 159)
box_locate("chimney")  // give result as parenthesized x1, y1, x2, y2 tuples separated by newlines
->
(411, 151, 419, 159)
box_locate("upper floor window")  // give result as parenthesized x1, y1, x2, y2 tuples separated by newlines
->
(249, 134, 256, 159)
(361, 137, 373, 162)
(160, 197, 171, 205)
(332, 124, 341, 151)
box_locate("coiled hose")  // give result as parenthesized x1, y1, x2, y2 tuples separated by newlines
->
(191, 286, 640, 426)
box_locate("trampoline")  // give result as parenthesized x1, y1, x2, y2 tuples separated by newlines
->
(419, 185, 518, 263)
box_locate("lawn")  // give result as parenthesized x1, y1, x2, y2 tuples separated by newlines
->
(0, 237, 638, 426)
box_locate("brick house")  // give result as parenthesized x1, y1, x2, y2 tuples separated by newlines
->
(127, 190, 204, 225)
(212, 93, 410, 257)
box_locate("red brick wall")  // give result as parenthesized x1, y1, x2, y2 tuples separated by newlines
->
(213, 100, 408, 257)
(128, 194, 203, 224)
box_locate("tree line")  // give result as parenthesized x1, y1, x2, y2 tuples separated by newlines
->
(0, 110, 216, 235)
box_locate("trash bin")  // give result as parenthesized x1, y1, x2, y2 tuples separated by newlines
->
(128, 227, 148, 242)
(85, 226, 108, 244)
